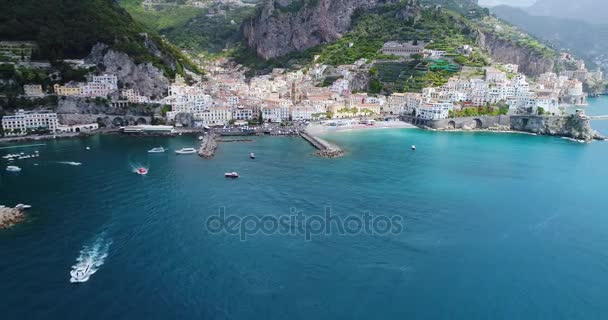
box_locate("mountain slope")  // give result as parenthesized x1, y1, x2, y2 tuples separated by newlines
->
(241, 0, 556, 77)
(492, 5, 608, 68)
(527, 0, 607, 25)
(119, 0, 261, 55)
(0, 0, 197, 76)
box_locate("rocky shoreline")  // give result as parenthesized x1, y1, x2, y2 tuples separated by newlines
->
(0, 206, 26, 229)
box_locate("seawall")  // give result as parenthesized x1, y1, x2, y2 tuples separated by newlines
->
(301, 131, 344, 158)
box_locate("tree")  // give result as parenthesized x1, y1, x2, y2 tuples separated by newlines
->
(537, 107, 545, 115)
(258, 112, 263, 124)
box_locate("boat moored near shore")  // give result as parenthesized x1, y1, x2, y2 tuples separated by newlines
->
(175, 148, 197, 155)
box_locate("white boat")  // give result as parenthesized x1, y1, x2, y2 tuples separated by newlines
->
(250, 153, 256, 159)
(70, 262, 95, 283)
(6, 165, 21, 172)
(148, 147, 166, 153)
(411, 145, 416, 151)
(86, 147, 91, 150)
(225, 172, 240, 178)
(175, 148, 197, 155)
(15, 204, 32, 210)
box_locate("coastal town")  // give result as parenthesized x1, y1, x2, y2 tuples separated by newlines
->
(1, 39, 602, 140)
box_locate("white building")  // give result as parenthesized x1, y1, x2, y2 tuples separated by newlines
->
(193, 107, 233, 126)
(23, 84, 44, 97)
(291, 105, 318, 121)
(416, 101, 454, 120)
(1, 110, 58, 136)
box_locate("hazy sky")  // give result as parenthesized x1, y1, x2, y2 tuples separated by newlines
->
(478, 0, 536, 6)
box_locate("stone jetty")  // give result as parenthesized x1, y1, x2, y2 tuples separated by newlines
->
(300, 131, 344, 158)
(0, 205, 26, 229)
(198, 133, 218, 159)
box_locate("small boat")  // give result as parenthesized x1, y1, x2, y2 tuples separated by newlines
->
(70, 261, 95, 283)
(250, 153, 256, 159)
(148, 147, 166, 153)
(15, 204, 32, 210)
(136, 167, 149, 175)
(198, 136, 204, 141)
(85, 147, 91, 150)
(411, 145, 416, 151)
(225, 172, 239, 178)
(6, 165, 21, 172)
(175, 148, 197, 155)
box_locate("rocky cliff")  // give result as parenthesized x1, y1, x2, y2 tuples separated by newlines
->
(56, 97, 156, 117)
(477, 32, 554, 77)
(243, 0, 397, 59)
(510, 114, 604, 142)
(85, 43, 171, 99)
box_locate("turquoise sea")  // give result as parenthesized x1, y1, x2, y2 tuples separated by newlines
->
(1, 98, 608, 319)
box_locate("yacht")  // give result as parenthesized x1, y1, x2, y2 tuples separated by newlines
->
(6, 166, 21, 172)
(225, 172, 240, 178)
(70, 262, 95, 283)
(411, 145, 416, 151)
(175, 148, 197, 155)
(250, 153, 256, 159)
(148, 147, 166, 153)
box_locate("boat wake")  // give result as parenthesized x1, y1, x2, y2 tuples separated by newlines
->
(58, 161, 83, 166)
(70, 233, 112, 283)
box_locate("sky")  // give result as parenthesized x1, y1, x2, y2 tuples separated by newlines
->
(478, 0, 536, 7)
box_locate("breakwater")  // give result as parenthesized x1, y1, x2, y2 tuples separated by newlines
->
(198, 133, 218, 159)
(300, 131, 344, 158)
(401, 113, 606, 142)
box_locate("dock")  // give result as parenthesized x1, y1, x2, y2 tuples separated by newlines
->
(300, 132, 344, 158)
(198, 133, 218, 159)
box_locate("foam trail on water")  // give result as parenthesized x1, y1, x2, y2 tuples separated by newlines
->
(57, 161, 83, 166)
(70, 232, 112, 283)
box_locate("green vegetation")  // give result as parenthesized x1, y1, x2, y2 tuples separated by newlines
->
(119, 0, 258, 56)
(478, 16, 556, 59)
(448, 105, 509, 118)
(0, 0, 199, 77)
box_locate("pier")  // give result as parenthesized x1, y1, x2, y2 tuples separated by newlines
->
(198, 133, 218, 159)
(300, 132, 344, 158)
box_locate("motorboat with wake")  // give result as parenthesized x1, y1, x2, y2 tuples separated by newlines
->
(175, 148, 197, 155)
(148, 147, 166, 153)
(135, 167, 149, 175)
(6, 165, 21, 172)
(70, 261, 95, 283)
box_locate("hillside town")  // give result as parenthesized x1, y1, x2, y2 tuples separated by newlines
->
(0, 39, 601, 137)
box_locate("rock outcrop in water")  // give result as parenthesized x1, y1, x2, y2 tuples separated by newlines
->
(0, 206, 25, 229)
(511, 114, 604, 142)
(243, 0, 398, 59)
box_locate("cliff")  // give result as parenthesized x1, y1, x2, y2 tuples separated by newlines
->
(86, 43, 171, 99)
(477, 32, 554, 77)
(510, 114, 604, 142)
(405, 114, 604, 142)
(56, 97, 156, 117)
(243, 0, 397, 59)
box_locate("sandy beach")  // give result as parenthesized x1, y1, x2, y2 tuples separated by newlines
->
(305, 120, 415, 136)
